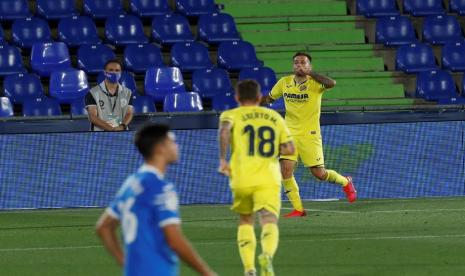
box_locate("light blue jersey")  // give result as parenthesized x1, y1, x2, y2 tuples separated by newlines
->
(106, 164, 181, 276)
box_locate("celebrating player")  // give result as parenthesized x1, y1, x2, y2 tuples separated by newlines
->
(95, 124, 216, 276)
(262, 52, 357, 218)
(218, 80, 295, 276)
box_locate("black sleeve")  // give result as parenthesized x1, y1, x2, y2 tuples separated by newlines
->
(85, 93, 96, 107)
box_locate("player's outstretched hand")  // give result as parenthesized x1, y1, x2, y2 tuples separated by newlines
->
(218, 159, 231, 177)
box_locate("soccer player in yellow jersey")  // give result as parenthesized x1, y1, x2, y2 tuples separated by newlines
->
(262, 52, 357, 218)
(218, 80, 295, 276)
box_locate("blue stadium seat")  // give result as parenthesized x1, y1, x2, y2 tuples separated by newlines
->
(239, 67, 277, 95)
(176, 0, 219, 17)
(12, 17, 52, 49)
(3, 73, 44, 104)
(84, 0, 125, 19)
(450, 0, 465, 15)
(212, 91, 237, 111)
(77, 44, 116, 74)
(31, 42, 72, 77)
(218, 41, 262, 71)
(0, 45, 26, 76)
(49, 69, 89, 103)
(131, 94, 156, 113)
(145, 67, 186, 101)
(58, 16, 101, 47)
(170, 42, 213, 72)
(356, 0, 398, 17)
(164, 92, 203, 112)
(192, 68, 232, 99)
(23, 97, 62, 116)
(105, 15, 148, 46)
(130, 0, 170, 17)
(70, 97, 88, 116)
(198, 13, 241, 44)
(97, 71, 138, 93)
(36, 0, 78, 20)
(152, 14, 194, 45)
(442, 41, 465, 72)
(124, 44, 164, 73)
(416, 70, 458, 101)
(422, 15, 463, 45)
(375, 16, 416, 46)
(0, 97, 14, 117)
(0, 0, 31, 21)
(403, 0, 444, 16)
(395, 43, 437, 73)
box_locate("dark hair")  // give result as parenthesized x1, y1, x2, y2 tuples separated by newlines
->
(236, 80, 261, 102)
(134, 124, 170, 160)
(104, 59, 123, 70)
(293, 52, 312, 63)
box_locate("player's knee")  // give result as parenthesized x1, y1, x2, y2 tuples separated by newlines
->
(311, 167, 327, 180)
(258, 209, 278, 225)
(239, 214, 254, 225)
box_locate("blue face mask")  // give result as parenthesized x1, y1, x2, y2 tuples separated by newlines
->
(104, 72, 122, 84)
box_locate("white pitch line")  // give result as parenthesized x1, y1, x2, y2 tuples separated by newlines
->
(369, 208, 465, 213)
(2, 234, 465, 252)
(281, 207, 465, 214)
(278, 234, 465, 243)
(196, 234, 465, 245)
(305, 197, 465, 204)
(0, 245, 102, 252)
(281, 207, 358, 214)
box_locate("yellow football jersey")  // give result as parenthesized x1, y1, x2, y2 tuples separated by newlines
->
(270, 75, 326, 137)
(220, 106, 292, 189)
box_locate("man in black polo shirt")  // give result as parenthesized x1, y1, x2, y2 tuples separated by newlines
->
(85, 59, 134, 131)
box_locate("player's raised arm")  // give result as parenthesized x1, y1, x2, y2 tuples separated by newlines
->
(307, 71, 336, 89)
(261, 78, 284, 105)
(95, 212, 124, 267)
(218, 119, 233, 176)
(163, 225, 216, 276)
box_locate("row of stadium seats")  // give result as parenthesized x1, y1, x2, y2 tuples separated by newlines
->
(0, 0, 219, 20)
(3, 66, 276, 103)
(0, 66, 279, 117)
(376, 15, 465, 46)
(0, 91, 217, 117)
(396, 42, 465, 72)
(354, 1, 465, 104)
(0, 13, 240, 48)
(357, 0, 465, 17)
(0, 40, 261, 76)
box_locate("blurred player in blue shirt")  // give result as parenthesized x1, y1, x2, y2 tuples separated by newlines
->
(96, 124, 216, 276)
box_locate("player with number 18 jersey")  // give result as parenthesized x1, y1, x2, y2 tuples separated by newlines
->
(220, 106, 292, 216)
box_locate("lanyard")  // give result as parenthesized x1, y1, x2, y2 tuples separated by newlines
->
(101, 84, 119, 115)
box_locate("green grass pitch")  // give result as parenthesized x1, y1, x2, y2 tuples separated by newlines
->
(1, 197, 465, 276)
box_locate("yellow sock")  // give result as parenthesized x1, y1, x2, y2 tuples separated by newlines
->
(283, 177, 304, 211)
(261, 223, 279, 257)
(237, 224, 256, 272)
(325, 170, 349, 186)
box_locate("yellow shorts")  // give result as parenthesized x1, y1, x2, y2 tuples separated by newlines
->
(231, 185, 281, 217)
(281, 135, 324, 167)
